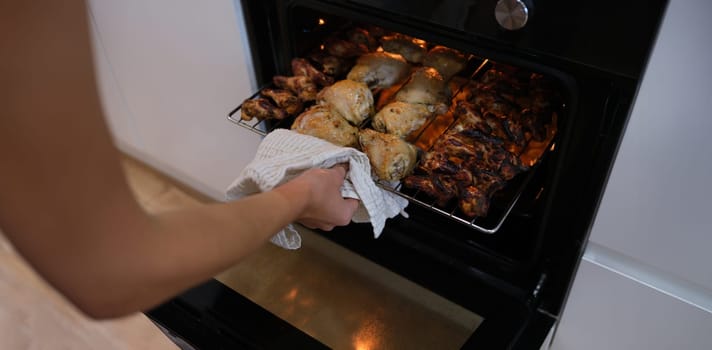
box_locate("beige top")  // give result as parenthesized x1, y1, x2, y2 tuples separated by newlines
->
(0, 231, 177, 350)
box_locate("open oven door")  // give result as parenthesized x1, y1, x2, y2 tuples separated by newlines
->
(146, 225, 557, 350)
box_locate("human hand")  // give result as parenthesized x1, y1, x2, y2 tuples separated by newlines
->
(276, 164, 359, 231)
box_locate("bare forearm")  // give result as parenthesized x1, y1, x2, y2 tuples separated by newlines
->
(54, 188, 307, 318)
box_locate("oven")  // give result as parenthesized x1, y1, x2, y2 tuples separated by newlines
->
(146, 1, 667, 348)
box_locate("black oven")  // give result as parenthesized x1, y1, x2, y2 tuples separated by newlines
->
(147, 1, 667, 348)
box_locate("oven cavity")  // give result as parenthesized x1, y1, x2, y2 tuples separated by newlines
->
(228, 18, 564, 235)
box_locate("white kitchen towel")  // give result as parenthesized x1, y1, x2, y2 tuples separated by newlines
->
(226, 129, 409, 250)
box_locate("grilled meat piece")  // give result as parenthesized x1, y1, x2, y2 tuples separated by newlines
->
(403, 174, 458, 206)
(470, 88, 521, 119)
(291, 105, 359, 147)
(401, 65, 560, 218)
(291, 57, 334, 87)
(346, 52, 411, 90)
(467, 68, 560, 143)
(261, 88, 303, 115)
(446, 129, 527, 180)
(459, 186, 489, 217)
(359, 129, 418, 181)
(454, 100, 527, 150)
(423, 46, 467, 81)
(240, 97, 287, 121)
(308, 52, 353, 77)
(404, 111, 526, 217)
(273, 75, 318, 101)
(372, 101, 434, 139)
(324, 37, 369, 58)
(395, 67, 451, 106)
(317, 80, 374, 126)
(346, 28, 379, 51)
(381, 34, 427, 63)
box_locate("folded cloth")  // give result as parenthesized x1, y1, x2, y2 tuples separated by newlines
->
(226, 129, 409, 249)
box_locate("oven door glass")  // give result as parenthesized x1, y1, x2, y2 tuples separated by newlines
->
(147, 226, 554, 349)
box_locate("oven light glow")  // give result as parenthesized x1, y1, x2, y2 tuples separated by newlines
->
(351, 318, 383, 350)
(318, 18, 326, 25)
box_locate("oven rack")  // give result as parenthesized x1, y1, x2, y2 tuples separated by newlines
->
(225, 52, 560, 234)
(226, 96, 545, 235)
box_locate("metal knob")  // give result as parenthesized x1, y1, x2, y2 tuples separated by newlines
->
(495, 0, 530, 31)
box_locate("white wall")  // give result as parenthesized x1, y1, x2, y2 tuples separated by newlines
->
(552, 0, 712, 348)
(88, 0, 260, 200)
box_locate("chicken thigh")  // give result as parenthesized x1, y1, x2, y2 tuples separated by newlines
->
(346, 52, 411, 90)
(372, 101, 433, 138)
(291, 105, 359, 148)
(317, 80, 374, 126)
(381, 34, 428, 63)
(358, 129, 418, 181)
(423, 46, 467, 81)
(395, 67, 451, 106)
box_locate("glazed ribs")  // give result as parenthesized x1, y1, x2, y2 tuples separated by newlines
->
(404, 67, 558, 218)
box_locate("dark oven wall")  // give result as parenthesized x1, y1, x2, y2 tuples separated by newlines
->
(238, 0, 668, 316)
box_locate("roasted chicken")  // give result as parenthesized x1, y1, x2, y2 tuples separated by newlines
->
(291, 57, 334, 87)
(346, 27, 379, 52)
(372, 101, 434, 138)
(317, 80, 374, 126)
(395, 67, 451, 106)
(359, 129, 418, 181)
(381, 34, 427, 63)
(261, 88, 303, 115)
(346, 52, 411, 90)
(240, 97, 287, 121)
(324, 37, 369, 58)
(423, 46, 467, 81)
(291, 105, 359, 148)
(308, 52, 353, 77)
(273, 75, 318, 101)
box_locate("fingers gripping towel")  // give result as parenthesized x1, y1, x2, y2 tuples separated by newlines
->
(226, 129, 409, 250)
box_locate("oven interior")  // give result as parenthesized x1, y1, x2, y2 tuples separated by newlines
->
(233, 0, 667, 331)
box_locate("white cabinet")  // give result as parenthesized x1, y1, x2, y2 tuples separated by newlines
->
(551, 259, 712, 350)
(88, 0, 261, 199)
(587, 0, 712, 292)
(552, 0, 712, 348)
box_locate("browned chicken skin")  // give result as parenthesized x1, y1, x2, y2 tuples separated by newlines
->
(454, 100, 527, 151)
(346, 27, 379, 51)
(273, 75, 318, 102)
(291, 57, 334, 87)
(240, 97, 287, 121)
(261, 88, 303, 115)
(372, 101, 433, 138)
(381, 34, 427, 63)
(347, 52, 411, 90)
(359, 129, 418, 181)
(423, 45, 468, 81)
(291, 105, 359, 148)
(324, 37, 369, 58)
(395, 67, 451, 106)
(317, 80, 374, 126)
